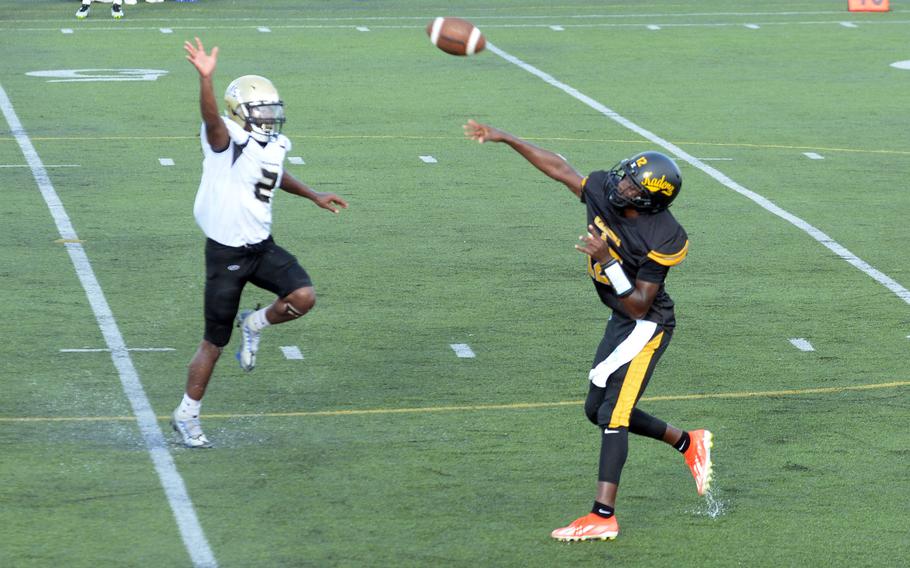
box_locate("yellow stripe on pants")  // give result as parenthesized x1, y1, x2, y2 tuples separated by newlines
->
(608, 331, 664, 428)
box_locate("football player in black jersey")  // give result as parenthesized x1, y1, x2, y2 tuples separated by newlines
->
(464, 119, 713, 542)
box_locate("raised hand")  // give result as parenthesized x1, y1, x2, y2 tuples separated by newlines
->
(184, 37, 218, 78)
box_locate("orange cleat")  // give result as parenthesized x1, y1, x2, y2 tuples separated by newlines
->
(550, 512, 619, 542)
(684, 429, 714, 495)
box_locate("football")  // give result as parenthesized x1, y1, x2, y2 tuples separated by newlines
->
(426, 17, 486, 56)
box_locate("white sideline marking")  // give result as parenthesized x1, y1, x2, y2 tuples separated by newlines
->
(60, 347, 176, 353)
(288, 156, 305, 165)
(840, 22, 858, 28)
(803, 152, 824, 160)
(419, 155, 437, 163)
(61, 28, 73, 34)
(356, 26, 370, 32)
(450, 344, 476, 358)
(550, 25, 565, 31)
(0, 83, 218, 568)
(486, 42, 910, 306)
(789, 338, 815, 352)
(647, 25, 661, 30)
(744, 24, 760, 29)
(258, 27, 271, 33)
(280, 346, 304, 360)
(159, 157, 175, 166)
(160, 28, 173, 34)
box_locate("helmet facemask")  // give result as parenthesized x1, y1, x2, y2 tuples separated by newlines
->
(607, 160, 654, 211)
(239, 101, 286, 143)
(606, 152, 682, 213)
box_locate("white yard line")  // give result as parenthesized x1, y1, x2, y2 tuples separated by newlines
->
(0, 83, 217, 568)
(486, 42, 910, 306)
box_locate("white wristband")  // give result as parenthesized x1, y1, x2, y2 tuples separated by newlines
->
(602, 259, 633, 297)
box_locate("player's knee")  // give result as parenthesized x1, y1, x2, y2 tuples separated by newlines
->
(204, 320, 233, 348)
(285, 287, 315, 317)
(584, 398, 600, 425)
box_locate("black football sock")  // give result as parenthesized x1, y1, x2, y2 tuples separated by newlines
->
(629, 408, 668, 440)
(592, 501, 614, 519)
(598, 426, 629, 484)
(673, 431, 691, 453)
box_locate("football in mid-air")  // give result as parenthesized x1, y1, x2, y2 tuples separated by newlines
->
(426, 17, 486, 56)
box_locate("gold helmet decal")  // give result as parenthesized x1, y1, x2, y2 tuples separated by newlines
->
(640, 173, 677, 196)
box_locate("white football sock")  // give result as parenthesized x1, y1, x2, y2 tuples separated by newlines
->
(175, 393, 201, 420)
(246, 307, 272, 332)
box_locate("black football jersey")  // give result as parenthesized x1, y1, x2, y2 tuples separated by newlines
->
(581, 170, 689, 328)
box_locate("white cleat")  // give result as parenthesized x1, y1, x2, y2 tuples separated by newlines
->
(171, 412, 212, 448)
(75, 4, 90, 18)
(111, 4, 123, 18)
(235, 309, 261, 372)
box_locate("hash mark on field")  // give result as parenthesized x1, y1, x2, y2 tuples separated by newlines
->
(159, 158, 175, 166)
(550, 25, 565, 31)
(280, 346, 304, 360)
(789, 338, 815, 352)
(744, 24, 760, 29)
(450, 344, 476, 358)
(647, 25, 661, 30)
(160, 28, 173, 34)
(803, 152, 824, 160)
(419, 155, 437, 164)
(61, 29, 73, 34)
(288, 156, 305, 165)
(356, 26, 370, 32)
(840, 22, 858, 28)
(258, 27, 272, 33)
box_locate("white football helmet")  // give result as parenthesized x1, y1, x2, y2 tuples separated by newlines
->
(224, 75, 286, 143)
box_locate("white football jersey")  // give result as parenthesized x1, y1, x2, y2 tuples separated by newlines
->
(193, 117, 292, 247)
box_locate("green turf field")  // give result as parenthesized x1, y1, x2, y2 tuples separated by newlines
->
(1, 1, 909, 566)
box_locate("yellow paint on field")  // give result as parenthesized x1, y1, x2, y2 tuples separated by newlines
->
(0, 380, 907, 424)
(1, 134, 907, 156)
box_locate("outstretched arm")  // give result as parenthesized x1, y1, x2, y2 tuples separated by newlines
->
(463, 119, 584, 197)
(279, 172, 349, 214)
(184, 37, 229, 152)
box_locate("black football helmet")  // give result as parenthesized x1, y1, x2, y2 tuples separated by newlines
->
(607, 151, 682, 213)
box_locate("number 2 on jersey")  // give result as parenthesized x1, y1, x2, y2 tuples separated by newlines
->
(254, 168, 279, 203)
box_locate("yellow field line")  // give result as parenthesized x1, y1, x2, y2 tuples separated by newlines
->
(0, 134, 908, 155)
(1, 380, 907, 423)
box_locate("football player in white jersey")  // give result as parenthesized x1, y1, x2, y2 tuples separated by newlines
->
(171, 37, 347, 448)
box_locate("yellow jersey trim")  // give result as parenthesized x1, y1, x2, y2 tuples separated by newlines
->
(647, 240, 689, 266)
